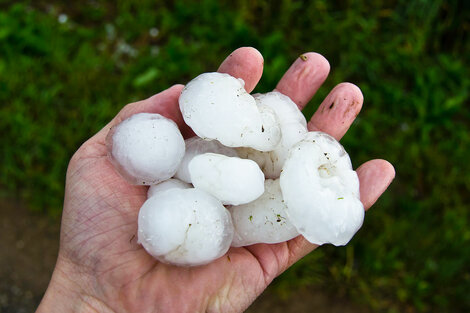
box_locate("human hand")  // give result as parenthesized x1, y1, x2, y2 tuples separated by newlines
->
(37, 47, 395, 313)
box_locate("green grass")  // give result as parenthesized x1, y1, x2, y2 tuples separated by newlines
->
(1, 0, 469, 312)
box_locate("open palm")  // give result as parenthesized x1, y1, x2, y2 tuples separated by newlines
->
(38, 47, 395, 313)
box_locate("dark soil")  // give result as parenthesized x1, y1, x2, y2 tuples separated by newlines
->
(0, 200, 364, 313)
(0, 201, 60, 313)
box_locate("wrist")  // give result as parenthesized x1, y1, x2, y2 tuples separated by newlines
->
(37, 255, 114, 313)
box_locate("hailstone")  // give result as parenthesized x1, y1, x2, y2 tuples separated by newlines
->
(179, 72, 281, 151)
(106, 113, 185, 185)
(230, 179, 299, 247)
(175, 137, 238, 183)
(280, 131, 364, 246)
(237, 91, 308, 178)
(138, 188, 234, 266)
(147, 178, 191, 198)
(188, 153, 265, 205)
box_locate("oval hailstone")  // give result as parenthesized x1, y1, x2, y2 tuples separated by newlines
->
(147, 178, 191, 198)
(237, 91, 308, 178)
(106, 113, 185, 185)
(175, 137, 238, 183)
(280, 131, 364, 246)
(188, 153, 265, 205)
(179, 72, 281, 151)
(230, 179, 299, 247)
(138, 188, 234, 266)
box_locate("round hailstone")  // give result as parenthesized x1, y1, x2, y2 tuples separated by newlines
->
(280, 131, 364, 246)
(230, 179, 299, 247)
(138, 188, 234, 266)
(106, 113, 185, 185)
(179, 72, 281, 151)
(147, 178, 191, 198)
(188, 153, 265, 205)
(175, 137, 238, 183)
(237, 91, 308, 178)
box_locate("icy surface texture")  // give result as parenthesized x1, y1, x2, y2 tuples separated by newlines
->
(179, 72, 281, 151)
(188, 153, 265, 205)
(138, 188, 234, 266)
(107, 113, 185, 185)
(230, 179, 299, 247)
(280, 131, 364, 246)
(147, 178, 191, 198)
(175, 137, 238, 183)
(237, 92, 308, 178)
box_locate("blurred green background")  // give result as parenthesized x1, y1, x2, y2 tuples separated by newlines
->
(1, 0, 469, 312)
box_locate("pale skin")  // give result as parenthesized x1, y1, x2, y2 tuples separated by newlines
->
(37, 47, 395, 313)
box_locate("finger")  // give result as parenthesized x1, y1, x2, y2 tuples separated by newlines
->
(307, 82, 363, 140)
(357, 159, 396, 210)
(275, 52, 330, 110)
(217, 47, 264, 93)
(284, 158, 395, 268)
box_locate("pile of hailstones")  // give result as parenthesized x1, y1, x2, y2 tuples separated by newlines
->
(107, 72, 364, 267)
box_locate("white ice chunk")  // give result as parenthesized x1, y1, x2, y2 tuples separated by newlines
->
(237, 92, 307, 178)
(230, 179, 299, 247)
(280, 131, 364, 246)
(179, 72, 281, 151)
(175, 137, 238, 183)
(188, 153, 265, 205)
(138, 188, 234, 266)
(147, 178, 191, 198)
(106, 113, 185, 185)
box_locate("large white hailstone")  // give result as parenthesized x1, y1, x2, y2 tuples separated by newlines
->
(179, 72, 281, 151)
(237, 92, 308, 178)
(106, 113, 185, 185)
(147, 178, 191, 198)
(138, 188, 234, 266)
(174, 137, 238, 183)
(230, 179, 299, 247)
(188, 153, 265, 205)
(280, 131, 364, 246)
